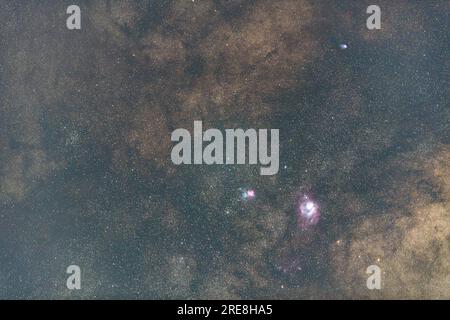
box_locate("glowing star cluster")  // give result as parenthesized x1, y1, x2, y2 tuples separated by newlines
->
(240, 188, 256, 201)
(296, 194, 320, 230)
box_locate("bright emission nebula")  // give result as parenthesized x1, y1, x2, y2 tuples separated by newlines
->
(0, 0, 449, 299)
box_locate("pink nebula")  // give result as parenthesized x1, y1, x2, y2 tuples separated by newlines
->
(296, 194, 320, 230)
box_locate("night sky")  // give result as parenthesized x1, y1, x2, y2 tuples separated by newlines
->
(0, 0, 449, 299)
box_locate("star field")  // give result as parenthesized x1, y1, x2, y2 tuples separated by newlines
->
(0, 0, 448, 299)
